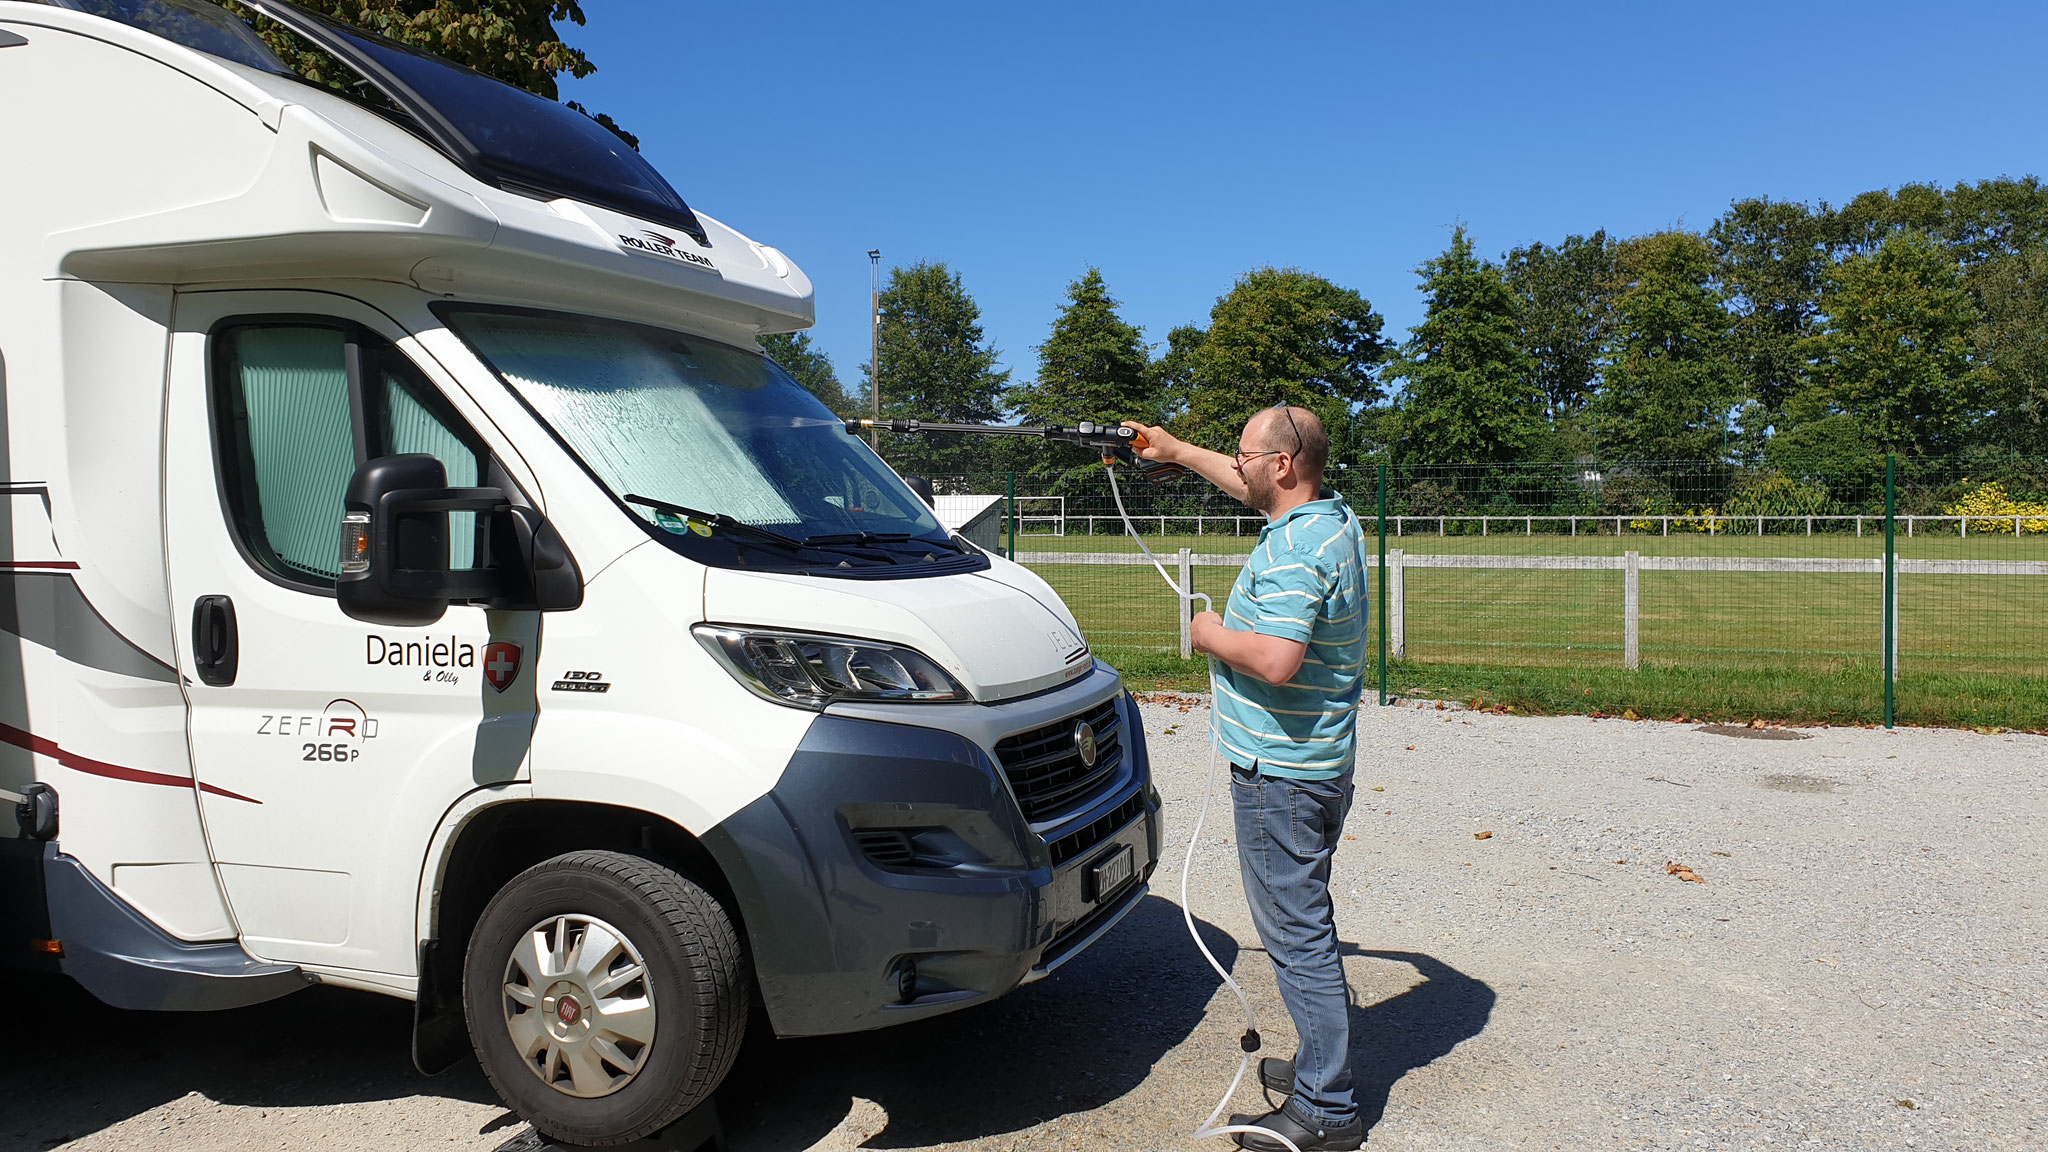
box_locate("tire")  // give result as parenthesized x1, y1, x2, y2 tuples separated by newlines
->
(463, 850, 749, 1146)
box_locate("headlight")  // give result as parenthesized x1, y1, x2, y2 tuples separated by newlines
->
(692, 625, 969, 710)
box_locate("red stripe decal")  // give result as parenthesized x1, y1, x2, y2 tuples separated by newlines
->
(0, 721, 260, 804)
(0, 561, 81, 569)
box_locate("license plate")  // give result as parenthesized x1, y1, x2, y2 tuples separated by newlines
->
(1087, 844, 1134, 901)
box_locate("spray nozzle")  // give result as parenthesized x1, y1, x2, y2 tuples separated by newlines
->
(1240, 1028, 1261, 1053)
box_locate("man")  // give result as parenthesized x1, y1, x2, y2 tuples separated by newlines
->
(1125, 406, 1366, 1152)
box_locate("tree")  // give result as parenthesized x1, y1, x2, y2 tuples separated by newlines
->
(866, 261, 1011, 479)
(1504, 231, 1616, 421)
(1973, 245, 2048, 457)
(1180, 267, 1387, 462)
(1009, 269, 1154, 426)
(1386, 227, 1542, 464)
(758, 331, 854, 416)
(1798, 230, 1986, 459)
(1593, 231, 1745, 461)
(230, 0, 639, 146)
(1147, 323, 1207, 423)
(1710, 198, 1830, 421)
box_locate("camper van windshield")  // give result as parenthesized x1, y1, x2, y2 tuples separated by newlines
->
(439, 307, 975, 575)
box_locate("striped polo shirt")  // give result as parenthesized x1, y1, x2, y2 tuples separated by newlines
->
(1212, 492, 1368, 780)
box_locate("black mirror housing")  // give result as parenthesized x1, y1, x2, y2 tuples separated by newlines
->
(492, 506, 584, 612)
(337, 454, 584, 626)
(340, 454, 451, 626)
(902, 475, 936, 508)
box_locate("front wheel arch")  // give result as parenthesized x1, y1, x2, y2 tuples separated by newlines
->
(414, 801, 747, 1077)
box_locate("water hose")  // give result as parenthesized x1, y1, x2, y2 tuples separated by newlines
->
(1103, 467, 1303, 1152)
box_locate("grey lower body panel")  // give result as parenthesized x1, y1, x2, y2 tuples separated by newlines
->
(701, 691, 1159, 1038)
(11, 841, 310, 1011)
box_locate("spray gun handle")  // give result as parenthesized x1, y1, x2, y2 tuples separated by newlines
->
(1095, 426, 1189, 483)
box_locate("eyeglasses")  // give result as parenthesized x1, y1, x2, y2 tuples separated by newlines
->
(1274, 401, 1305, 456)
(1233, 402, 1305, 470)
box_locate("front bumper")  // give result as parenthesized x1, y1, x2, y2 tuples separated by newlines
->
(700, 667, 1159, 1037)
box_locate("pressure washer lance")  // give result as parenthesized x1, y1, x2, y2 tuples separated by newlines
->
(849, 416, 1301, 1151)
(843, 418, 1191, 482)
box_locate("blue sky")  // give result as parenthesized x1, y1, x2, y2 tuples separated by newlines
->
(562, 1, 2048, 400)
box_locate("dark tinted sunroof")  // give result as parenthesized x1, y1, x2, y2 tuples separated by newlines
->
(46, 0, 287, 72)
(79, 0, 710, 246)
(256, 3, 707, 245)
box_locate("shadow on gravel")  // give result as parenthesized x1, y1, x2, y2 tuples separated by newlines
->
(1, 977, 499, 1149)
(715, 894, 1237, 1150)
(1342, 947, 1496, 1133)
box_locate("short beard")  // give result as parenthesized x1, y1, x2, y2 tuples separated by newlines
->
(1243, 469, 1276, 517)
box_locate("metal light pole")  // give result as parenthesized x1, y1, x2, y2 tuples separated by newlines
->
(867, 249, 882, 450)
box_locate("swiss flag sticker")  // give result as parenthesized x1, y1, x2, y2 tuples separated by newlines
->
(483, 642, 523, 693)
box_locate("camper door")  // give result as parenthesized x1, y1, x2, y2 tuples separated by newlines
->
(163, 290, 540, 976)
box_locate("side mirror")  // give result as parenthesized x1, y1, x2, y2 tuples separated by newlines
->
(338, 455, 583, 626)
(902, 475, 936, 508)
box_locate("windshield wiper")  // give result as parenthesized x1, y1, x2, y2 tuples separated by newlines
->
(622, 494, 807, 552)
(799, 531, 914, 545)
(800, 531, 974, 560)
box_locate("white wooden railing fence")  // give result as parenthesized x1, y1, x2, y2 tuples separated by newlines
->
(1013, 548, 2048, 667)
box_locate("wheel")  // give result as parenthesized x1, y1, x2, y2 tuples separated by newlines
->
(463, 850, 749, 1146)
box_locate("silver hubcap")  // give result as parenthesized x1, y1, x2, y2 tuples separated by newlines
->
(502, 913, 656, 1098)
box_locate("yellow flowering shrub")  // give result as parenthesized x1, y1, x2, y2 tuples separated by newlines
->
(1630, 508, 1730, 533)
(1944, 480, 2048, 534)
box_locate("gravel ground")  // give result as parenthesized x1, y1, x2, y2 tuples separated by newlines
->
(14, 701, 2045, 1152)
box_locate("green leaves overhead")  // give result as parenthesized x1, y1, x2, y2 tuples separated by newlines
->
(759, 331, 855, 417)
(1799, 230, 1984, 459)
(1388, 226, 1542, 465)
(1180, 267, 1388, 458)
(1593, 231, 1745, 462)
(867, 261, 1012, 478)
(1504, 231, 1617, 421)
(1012, 269, 1154, 427)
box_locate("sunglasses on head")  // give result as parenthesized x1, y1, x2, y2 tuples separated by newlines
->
(1234, 403, 1306, 467)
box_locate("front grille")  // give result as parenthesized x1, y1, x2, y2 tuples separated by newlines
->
(994, 697, 1124, 822)
(1047, 792, 1145, 868)
(851, 829, 916, 868)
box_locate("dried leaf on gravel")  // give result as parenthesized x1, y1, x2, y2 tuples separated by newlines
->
(1406, 745, 1417, 750)
(1624, 709, 1641, 721)
(1474, 831, 1493, 840)
(1749, 718, 1767, 729)
(1896, 1100, 1917, 1109)
(1666, 861, 1704, 883)
(1371, 786, 1385, 791)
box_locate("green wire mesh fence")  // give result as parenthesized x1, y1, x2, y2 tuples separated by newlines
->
(922, 455, 2048, 730)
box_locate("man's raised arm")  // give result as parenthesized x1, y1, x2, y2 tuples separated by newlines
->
(1121, 421, 1249, 505)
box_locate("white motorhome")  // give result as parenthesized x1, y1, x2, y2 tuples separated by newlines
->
(0, 0, 1159, 1142)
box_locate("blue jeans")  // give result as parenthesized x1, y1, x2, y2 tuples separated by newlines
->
(1232, 764, 1356, 1128)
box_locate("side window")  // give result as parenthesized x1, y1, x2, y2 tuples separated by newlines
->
(213, 320, 488, 589)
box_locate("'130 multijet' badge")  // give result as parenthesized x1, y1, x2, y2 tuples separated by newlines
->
(483, 643, 523, 693)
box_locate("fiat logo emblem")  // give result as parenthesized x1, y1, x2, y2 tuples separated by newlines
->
(1073, 721, 1098, 768)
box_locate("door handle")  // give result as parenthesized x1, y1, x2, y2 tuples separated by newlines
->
(192, 595, 238, 687)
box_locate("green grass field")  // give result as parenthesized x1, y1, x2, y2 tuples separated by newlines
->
(1018, 530, 2048, 731)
